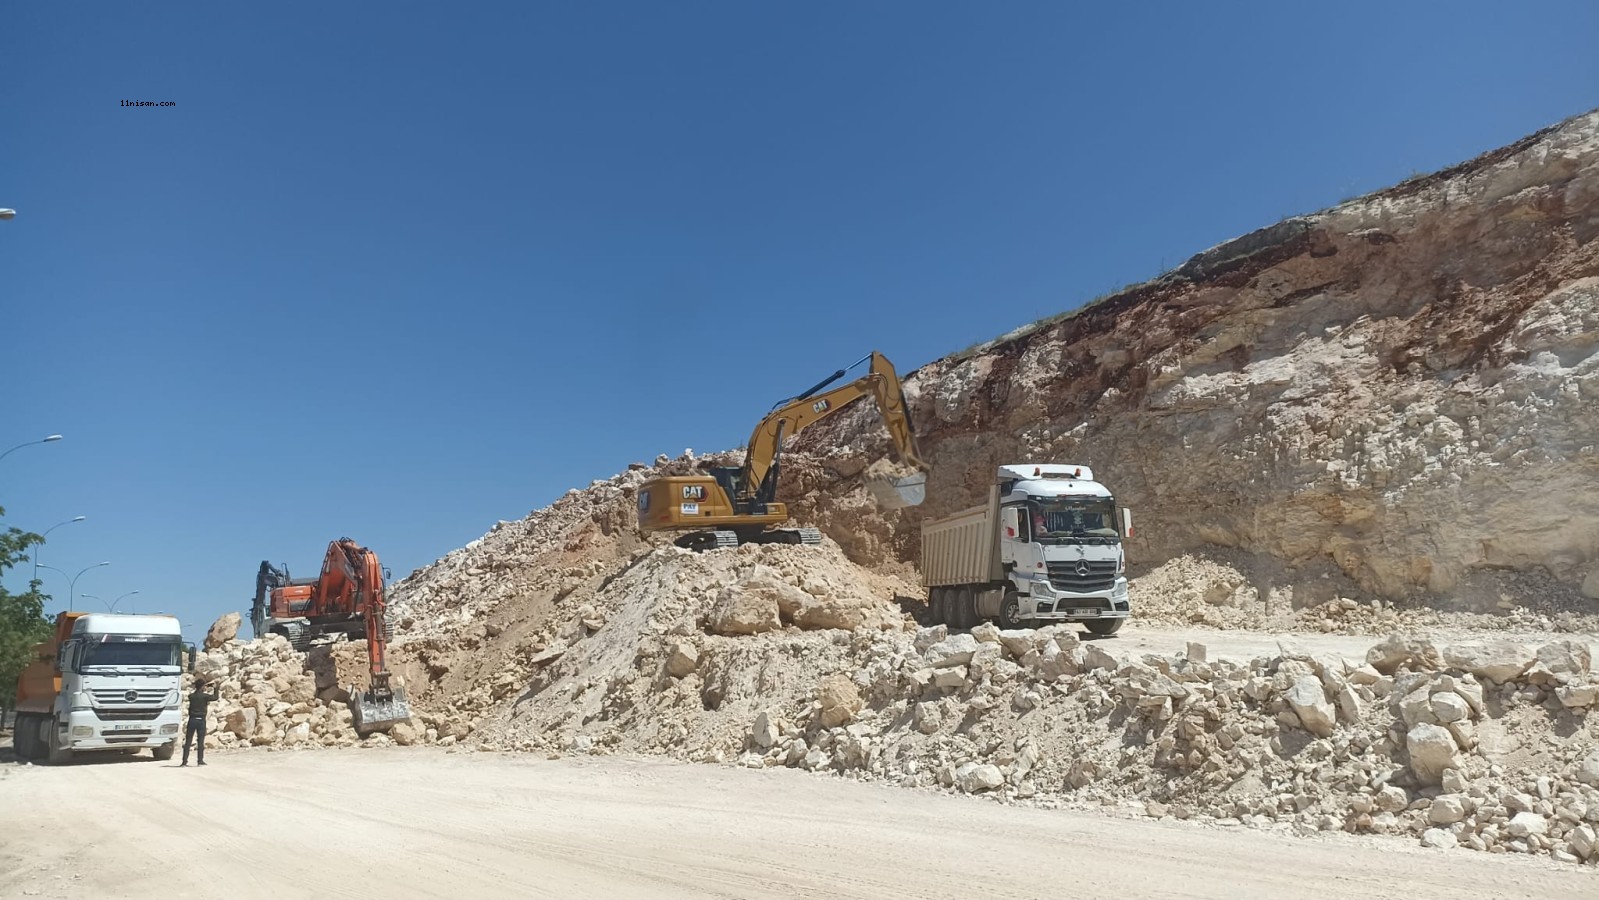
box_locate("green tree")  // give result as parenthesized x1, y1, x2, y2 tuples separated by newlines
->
(0, 507, 52, 722)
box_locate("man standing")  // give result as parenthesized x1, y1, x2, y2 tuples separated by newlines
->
(180, 677, 220, 767)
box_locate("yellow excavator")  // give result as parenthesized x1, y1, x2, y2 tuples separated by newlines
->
(638, 351, 931, 551)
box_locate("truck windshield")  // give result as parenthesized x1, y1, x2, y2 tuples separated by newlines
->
(1029, 497, 1118, 542)
(78, 639, 183, 670)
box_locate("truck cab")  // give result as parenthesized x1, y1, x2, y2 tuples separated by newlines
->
(12, 612, 190, 764)
(994, 464, 1131, 628)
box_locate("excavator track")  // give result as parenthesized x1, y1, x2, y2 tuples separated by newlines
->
(674, 530, 740, 552)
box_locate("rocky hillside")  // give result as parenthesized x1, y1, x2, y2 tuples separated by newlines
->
(787, 109, 1599, 610)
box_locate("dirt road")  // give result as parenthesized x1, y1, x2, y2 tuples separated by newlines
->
(1, 748, 1588, 900)
(1112, 623, 1599, 666)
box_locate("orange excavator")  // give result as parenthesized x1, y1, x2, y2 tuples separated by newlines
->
(250, 538, 410, 734)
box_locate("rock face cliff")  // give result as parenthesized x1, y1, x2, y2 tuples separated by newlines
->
(786, 110, 1599, 609)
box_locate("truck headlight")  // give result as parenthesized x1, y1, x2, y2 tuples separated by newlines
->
(72, 726, 93, 737)
(1030, 579, 1052, 596)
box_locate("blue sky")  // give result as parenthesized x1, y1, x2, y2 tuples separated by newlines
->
(3, 3, 1596, 643)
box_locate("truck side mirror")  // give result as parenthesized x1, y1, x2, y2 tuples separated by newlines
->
(1000, 507, 1020, 540)
(1120, 507, 1134, 539)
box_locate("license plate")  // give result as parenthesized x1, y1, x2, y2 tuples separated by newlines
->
(1071, 608, 1100, 617)
(106, 723, 145, 732)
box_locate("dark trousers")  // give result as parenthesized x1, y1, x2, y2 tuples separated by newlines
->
(182, 715, 207, 764)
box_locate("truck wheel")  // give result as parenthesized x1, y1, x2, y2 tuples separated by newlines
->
(925, 589, 942, 625)
(998, 593, 1027, 629)
(953, 586, 978, 630)
(45, 720, 74, 766)
(152, 740, 176, 761)
(1084, 618, 1124, 636)
(12, 713, 36, 760)
(933, 588, 951, 625)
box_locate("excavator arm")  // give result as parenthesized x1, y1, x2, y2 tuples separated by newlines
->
(318, 538, 410, 734)
(738, 351, 930, 507)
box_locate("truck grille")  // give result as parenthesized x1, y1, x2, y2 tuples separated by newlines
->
(96, 709, 164, 721)
(92, 688, 169, 705)
(1046, 560, 1118, 593)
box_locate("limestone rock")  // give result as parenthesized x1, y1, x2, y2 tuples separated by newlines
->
(751, 710, 780, 749)
(1429, 691, 1470, 724)
(1429, 795, 1467, 825)
(205, 612, 242, 650)
(1406, 723, 1462, 786)
(1577, 753, 1599, 787)
(925, 633, 980, 669)
(1441, 643, 1533, 684)
(390, 721, 420, 746)
(956, 762, 1004, 793)
(709, 581, 781, 636)
(1420, 828, 1458, 850)
(666, 640, 700, 678)
(1366, 635, 1441, 675)
(1285, 676, 1335, 737)
(223, 707, 257, 739)
(1507, 811, 1549, 838)
(818, 675, 864, 728)
(1535, 640, 1592, 678)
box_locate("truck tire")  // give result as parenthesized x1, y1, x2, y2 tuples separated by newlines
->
(1084, 617, 1124, 636)
(12, 713, 37, 760)
(45, 720, 74, 766)
(998, 592, 1027, 629)
(152, 740, 176, 761)
(954, 586, 978, 630)
(930, 588, 949, 625)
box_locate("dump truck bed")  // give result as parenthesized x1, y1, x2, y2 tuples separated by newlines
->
(920, 487, 1002, 587)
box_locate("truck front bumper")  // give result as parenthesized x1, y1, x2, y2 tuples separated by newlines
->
(64, 708, 183, 751)
(1024, 579, 1130, 621)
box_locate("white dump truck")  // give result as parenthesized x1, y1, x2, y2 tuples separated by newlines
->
(921, 464, 1132, 634)
(12, 611, 193, 764)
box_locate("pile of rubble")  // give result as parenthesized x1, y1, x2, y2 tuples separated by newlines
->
(185, 613, 469, 752)
(420, 539, 1594, 864)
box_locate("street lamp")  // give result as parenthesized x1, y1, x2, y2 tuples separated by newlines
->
(112, 590, 141, 613)
(0, 208, 15, 219)
(33, 515, 87, 583)
(36, 561, 110, 607)
(0, 434, 63, 463)
(80, 594, 110, 612)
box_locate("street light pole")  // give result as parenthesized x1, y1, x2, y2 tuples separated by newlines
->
(0, 434, 63, 464)
(112, 590, 141, 613)
(34, 515, 87, 583)
(35, 561, 111, 608)
(0, 208, 15, 219)
(80, 594, 110, 612)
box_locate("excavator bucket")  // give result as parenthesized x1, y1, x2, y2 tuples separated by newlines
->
(865, 471, 927, 509)
(351, 684, 412, 736)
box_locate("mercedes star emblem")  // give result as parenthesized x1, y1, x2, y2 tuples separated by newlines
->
(124, 690, 138, 702)
(1075, 561, 1091, 578)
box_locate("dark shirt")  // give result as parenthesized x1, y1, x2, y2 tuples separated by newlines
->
(187, 686, 219, 718)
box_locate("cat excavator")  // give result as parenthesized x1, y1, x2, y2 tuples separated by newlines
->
(638, 351, 931, 551)
(250, 538, 411, 734)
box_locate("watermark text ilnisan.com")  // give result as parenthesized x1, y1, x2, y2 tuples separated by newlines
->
(120, 100, 176, 107)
